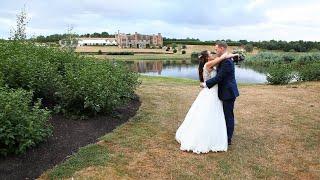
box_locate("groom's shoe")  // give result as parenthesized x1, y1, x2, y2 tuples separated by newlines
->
(228, 139, 232, 145)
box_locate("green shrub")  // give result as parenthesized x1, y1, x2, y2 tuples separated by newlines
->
(173, 49, 177, 53)
(266, 64, 293, 85)
(0, 87, 52, 156)
(57, 60, 140, 115)
(0, 42, 68, 104)
(0, 42, 140, 115)
(298, 63, 320, 81)
(0, 72, 4, 87)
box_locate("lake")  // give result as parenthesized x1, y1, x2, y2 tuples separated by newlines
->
(125, 60, 267, 84)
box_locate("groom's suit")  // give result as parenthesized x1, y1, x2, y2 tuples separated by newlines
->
(205, 58, 239, 143)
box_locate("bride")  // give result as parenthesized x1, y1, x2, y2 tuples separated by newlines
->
(175, 50, 238, 154)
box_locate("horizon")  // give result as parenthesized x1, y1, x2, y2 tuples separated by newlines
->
(1, 0, 320, 41)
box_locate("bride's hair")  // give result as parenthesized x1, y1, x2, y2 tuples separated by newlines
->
(198, 50, 210, 82)
(199, 50, 210, 63)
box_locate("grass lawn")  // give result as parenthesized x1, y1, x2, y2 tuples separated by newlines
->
(40, 76, 320, 179)
(92, 54, 190, 61)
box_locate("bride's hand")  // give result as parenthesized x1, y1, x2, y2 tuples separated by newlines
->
(222, 53, 239, 59)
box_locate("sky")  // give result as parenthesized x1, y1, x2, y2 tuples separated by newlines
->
(0, 0, 320, 41)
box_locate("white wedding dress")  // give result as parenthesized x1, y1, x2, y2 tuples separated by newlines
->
(175, 66, 228, 154)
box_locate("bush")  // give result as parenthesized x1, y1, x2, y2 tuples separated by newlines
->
(0, 87, 52, 156)
(98, 50, 102, 55)
(182, 50, 186, 54)
(0, 42, 140, 115)
(57, 60, 140, 115)
(298, 63, 320, 81)
(266, 64, 293, 85)
(0, 72, 4, 87)
(173, 49, 177, 53)
(0, 42, 66, 103)
(105, 52, 134, 55)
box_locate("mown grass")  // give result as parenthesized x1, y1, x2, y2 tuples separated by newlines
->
(92, 54, 190, 61)
(40, 77, 320, 179)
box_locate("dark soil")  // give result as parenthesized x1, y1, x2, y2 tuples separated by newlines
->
(0, 97, 141, 180)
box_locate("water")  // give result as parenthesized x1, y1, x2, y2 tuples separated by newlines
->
(125, 60, 267, 84)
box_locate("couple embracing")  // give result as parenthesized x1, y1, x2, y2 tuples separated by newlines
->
(175, 42, 239, 154)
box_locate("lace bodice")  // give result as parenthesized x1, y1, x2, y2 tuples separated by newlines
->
(203, 66, 217, 81)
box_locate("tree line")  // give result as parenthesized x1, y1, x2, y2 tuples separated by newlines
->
(163, 38, 320, 52)
(32, 32, 115, 43)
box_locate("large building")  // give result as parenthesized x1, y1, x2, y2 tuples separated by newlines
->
(115, 31, 163, 48)
(74, 32, 163, 48)
(77, 38, 118, 46)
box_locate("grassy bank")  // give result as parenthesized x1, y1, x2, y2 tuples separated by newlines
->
(41, 76, 319, 179)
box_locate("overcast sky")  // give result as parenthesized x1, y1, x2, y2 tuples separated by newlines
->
(1, 0, 319, 41)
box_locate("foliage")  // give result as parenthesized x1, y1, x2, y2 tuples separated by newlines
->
(245, 52, 320, 84)
(266, 64, 293, 85)
(0, 71, 4, 87)
(0, 87, 52, 156)
(163, 38, 320, 52)
(105, 52, 134, 55)
(173, 49, 177, 53)
(58, 60, 140, 115)
(244, 44, 254, 52)
(0, 41, 140, 115)
(298, 63, 320, 81)
(9, 6, 28, 40)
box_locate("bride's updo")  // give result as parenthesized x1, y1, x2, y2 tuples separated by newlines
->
(198, 50, 211, 82)
(199, 50, 210, 63)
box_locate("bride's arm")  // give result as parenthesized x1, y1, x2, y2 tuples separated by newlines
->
(205, 53, 239, 70)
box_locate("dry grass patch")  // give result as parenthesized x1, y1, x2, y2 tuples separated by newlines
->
(41, 77, 319, 179)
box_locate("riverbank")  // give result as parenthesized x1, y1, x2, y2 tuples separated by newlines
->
(40, 76, 319, 179)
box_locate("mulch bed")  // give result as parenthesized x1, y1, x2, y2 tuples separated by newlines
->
(0, 97, 141, 180)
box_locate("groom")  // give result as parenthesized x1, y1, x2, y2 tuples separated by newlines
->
(200, 42, 239, 145)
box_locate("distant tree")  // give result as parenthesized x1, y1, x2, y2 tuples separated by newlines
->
(245, 44, 254, 52)
(62, 25, 78, 52)
(172, 43, 177, 48)
(101, 32, 109, 37)
(10, 5, 29, 40)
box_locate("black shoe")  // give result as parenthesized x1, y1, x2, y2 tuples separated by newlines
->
(228, 140, 232, 145)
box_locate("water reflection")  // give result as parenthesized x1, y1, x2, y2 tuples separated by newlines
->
(126, 60, 267, 84)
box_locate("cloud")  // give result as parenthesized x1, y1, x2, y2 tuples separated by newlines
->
(0, 0, 319, 40)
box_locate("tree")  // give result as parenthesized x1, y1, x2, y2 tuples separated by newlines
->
(62, 25, 78, 52)
(245, 44, 254, 52)
(10, 5, 29, 40)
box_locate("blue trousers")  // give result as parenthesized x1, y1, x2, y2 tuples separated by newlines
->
(222, 98, 236, 142)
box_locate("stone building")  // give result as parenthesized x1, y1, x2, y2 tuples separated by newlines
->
(115, 31, 163, 48)
(77, 38, 117, 46)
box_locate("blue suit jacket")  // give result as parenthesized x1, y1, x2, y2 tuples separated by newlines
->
(205, 58, 239, 101)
